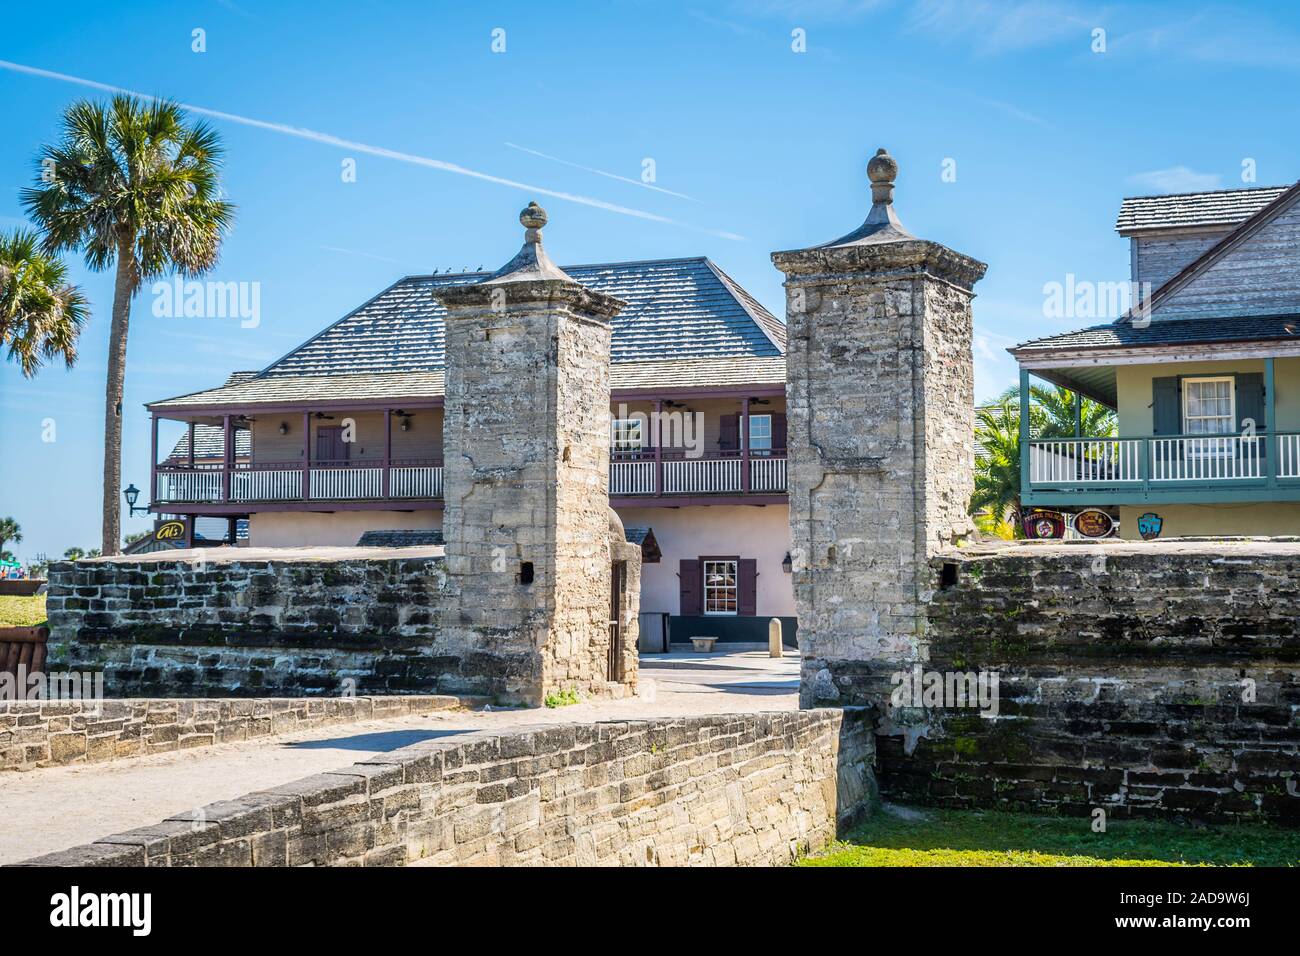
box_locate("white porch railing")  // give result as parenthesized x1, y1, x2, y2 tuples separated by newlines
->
(308, 466, 383, 500)
(1279, 434, 1300, 478)
(610, 460, 656, 496)
(749, 456, 788, 492)
(663, 457, 741, 494)
(1029, 439, 1143, 484)
(231, 468, 302, 501)
(390, 465, 443, 499)
(1149, 435, 1264, 481)
(156, 470, 223, 502)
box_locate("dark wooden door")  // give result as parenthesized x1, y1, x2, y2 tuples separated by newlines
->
(608, 561, 626, 682)
(315, 426, 349, 464)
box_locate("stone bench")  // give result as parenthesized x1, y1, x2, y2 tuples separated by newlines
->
(690, 637, 717, 653)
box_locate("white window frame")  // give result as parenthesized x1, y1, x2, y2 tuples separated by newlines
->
(748, 414, 773, 454)
(610, 417, 644, 453)
(1181, 376, 1236, 457)
(702, 559, 738, 616)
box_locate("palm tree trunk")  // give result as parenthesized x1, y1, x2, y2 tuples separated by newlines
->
(101, 245, 134, 556)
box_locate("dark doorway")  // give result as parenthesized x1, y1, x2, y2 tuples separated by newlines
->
(315, 425, 349, 463)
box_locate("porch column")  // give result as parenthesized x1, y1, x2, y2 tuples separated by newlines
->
(1072, 392, 1082, 437)
(382, 408, 392, 499)
(1019, 368, 1031, 501)
(150, 415, 159, 506)
(1266, 357, 1276, 488)
(221, 414, 232, 502)
(302, 412, 311, 500)
(187, 421, 195, 468)
(741, 396, 751, 493)
(654, 399, 663, 496)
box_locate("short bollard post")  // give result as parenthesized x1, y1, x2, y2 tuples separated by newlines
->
(768, 617, 783, 658)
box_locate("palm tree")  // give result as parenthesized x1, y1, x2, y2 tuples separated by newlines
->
(62, 547, 101, 561)
(1, 230, 88, 376)
(22, 95, 235, 556)
(0, 517, 20, 556)
(995, 383, 1117, 439)
(971, 403, 1024, 538)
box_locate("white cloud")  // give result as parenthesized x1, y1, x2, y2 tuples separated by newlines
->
(1127, 165, 1223, 194)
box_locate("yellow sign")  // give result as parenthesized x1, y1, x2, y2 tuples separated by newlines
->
(156, 520, 186, 541)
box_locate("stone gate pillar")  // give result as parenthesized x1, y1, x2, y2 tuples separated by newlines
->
(436, 203, 628, 705)
(771, 149, 987, 708)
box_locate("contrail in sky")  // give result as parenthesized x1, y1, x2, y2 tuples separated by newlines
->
(505, 142, 699, 202)
(0, 59, 745, 241)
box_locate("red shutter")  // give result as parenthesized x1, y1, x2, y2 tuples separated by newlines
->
(679, 559, 702, 616)
(719, 414, 739, 451)
(772, 413, 787, 451)
(737, 559, 757, 617)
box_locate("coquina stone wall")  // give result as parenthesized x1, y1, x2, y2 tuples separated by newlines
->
(876, 541, 1300, 824)
(0, 695, 459, 772)
(18, 710, 877, 868)
(42, 551, 504, 698)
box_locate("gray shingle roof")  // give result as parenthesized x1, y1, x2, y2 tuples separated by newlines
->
(164, 424, 251, 461)
(1115, 186, 1288, 233)
(1013, 314, 1300, 353)
(260, 257, 783, 379)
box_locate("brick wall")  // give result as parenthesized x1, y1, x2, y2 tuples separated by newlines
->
(18, 709, 877, 867)
(0, 695, 459, 772)
(879, 542, 1300, 823)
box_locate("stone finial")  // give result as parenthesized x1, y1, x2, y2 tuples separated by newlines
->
(482, 200, 572, 284)
(867, 148, 897, 205)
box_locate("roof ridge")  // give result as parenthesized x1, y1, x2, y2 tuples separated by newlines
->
(1118, 184, 1288, 202)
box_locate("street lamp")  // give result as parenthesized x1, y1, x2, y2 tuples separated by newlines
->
(123, 483, 148, 517)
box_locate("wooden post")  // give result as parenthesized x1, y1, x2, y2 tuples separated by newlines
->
(768, 617, 782, 658)
(302, 412, 311, 500)
(187, 421, 195, 468)
(741, 396, 751, 494)
(1265, 357, 1276, 488)
(654, 399, 663, 497)
(382, 408, 392, 499)
(1019, 368, 1031, 507)
(221, 414, 232, 502)
(150, 415, 159, 506)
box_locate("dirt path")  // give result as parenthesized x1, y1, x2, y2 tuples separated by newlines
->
(0, 652, 797, 864)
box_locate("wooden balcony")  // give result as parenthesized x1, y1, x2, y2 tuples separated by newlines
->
(1024, 433, 1300, 506)
(154, 452, 787, 510)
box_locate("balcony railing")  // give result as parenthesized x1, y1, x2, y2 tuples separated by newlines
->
(1026, 433, 1300, 497)
(155, 452, 787, 505)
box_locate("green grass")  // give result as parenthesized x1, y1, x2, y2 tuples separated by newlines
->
(0, 594, 47, 628)
(543, 688, 581, 708)
(801, 806, 1300, 867)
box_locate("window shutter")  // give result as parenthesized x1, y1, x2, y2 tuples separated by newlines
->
(679, 559, 702, 616)
(1152, 377, 1180, 461)
(737, 559, 757, 617)
(1236, 372, 1266, 459)
(719, 414, 739, 450)
(772, 413, 788, 450)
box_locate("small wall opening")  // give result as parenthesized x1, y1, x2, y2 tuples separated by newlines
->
(939, 562, 959, 590)
(519, 561, 534, 585)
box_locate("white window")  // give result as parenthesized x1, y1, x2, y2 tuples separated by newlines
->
(703, 560, 738, 615)
(748, 414, 772, 453)
(611, 418, 643, 453)
(1182, 377, 1235, 436)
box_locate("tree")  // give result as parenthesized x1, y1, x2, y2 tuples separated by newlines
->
(23, 95, 235, 556)
(0, 230, 88, 376)
(971, 403, 1024, 538)
(62, 547, 101, 561)
(0, 517, 20, 555)
(995, 383, 1117, 439)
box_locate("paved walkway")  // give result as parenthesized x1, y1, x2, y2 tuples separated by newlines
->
(0, 652, 798, 864)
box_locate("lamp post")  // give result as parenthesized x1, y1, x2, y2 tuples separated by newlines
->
(123, 483, 148, 517)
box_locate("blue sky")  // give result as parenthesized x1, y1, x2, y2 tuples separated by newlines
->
(3, 0, 1299, 562)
